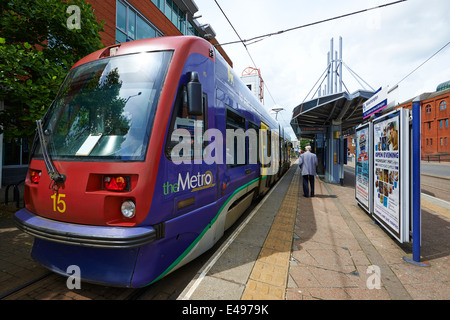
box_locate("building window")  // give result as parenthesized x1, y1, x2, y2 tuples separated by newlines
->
(440, 119, 444, 128)
(3, 138, 30, 166)
(425, 104, 431, 113)
(440, 100, 447, 111)
(426, 138, 429, 146)
(430, 138, 433, 146)
(152, 0, 188, 34)
(116, 0, 162, 43)
(427, 122, 431, 130)
(187, 21, 200, 36)
(446, 137, 448, 146)
(441, 138, 444, 146)
(151, 0, 164, 11)
(446, 119, 449, 128)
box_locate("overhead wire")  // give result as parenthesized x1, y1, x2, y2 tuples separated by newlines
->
(393, 40, 450, 87)
(215, 0, 408, 47)
(213, 0, 409, 126)
(212, 0, 413, 132)
(213, 0, 257, 69)
(213, 0, 279, 109)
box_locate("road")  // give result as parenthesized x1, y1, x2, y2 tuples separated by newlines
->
(421, 161, 450, 178)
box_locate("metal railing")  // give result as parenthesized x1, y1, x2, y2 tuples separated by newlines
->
(4, 180, 25, 208)
(421, 154, 450, 162)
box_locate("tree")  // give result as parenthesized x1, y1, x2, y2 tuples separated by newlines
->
(0, 0, 105, 142)
(299, 138, 311, 151)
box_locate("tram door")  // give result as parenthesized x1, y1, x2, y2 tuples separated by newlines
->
(315, 133, 326, 176)
(259, 121, 270, 194)
(162, 54, 218, 221)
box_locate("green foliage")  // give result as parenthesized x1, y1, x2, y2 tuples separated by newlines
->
(299, 138, 311, 151)
(0, 0, 104, 141)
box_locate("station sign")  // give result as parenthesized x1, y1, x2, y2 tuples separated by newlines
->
(363, 87, 388, 119)
(299, 127, 326, 134)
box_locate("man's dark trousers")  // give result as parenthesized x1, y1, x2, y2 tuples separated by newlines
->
(302, 175, 315, 197)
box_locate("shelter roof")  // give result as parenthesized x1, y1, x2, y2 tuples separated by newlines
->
(291, 90, 374, 138)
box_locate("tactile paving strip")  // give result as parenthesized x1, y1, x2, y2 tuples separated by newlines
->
(241, 168, 300, 300)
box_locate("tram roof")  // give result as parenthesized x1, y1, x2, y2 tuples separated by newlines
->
(71, 36, 214, 70)
(290, 89, 374, 139)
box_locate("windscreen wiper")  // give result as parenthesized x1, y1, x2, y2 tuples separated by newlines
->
(36, 119, 66, 188)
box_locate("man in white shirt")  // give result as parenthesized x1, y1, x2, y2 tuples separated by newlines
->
(298, 145, 318, 197)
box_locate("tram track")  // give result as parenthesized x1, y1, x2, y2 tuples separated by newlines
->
(0, 272, 55, 300)
(0, 272, 142, 300)
(421, 183, 450, 194)
(1, 217, 239, 300)
(124, 287, 149, 300)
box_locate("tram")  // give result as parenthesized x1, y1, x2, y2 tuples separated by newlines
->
(14, 36, 291, 287)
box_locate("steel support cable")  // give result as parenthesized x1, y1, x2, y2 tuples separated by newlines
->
(300, 64, 331, 106)
(342, 62, 375, 91)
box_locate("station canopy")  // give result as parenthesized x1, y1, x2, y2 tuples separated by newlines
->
(291, 90, 375, 139)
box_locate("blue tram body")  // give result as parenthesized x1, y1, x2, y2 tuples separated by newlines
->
(14, 36, 291, 287)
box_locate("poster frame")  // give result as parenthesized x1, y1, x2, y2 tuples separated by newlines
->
(372, 108, 410, 243)
(355, 122, 373, 214)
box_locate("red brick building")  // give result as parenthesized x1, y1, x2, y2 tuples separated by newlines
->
(397, 82, 450, 159)
(87, 0, 232, 66)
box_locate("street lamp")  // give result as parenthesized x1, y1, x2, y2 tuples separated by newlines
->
(271, 107, 284, 120)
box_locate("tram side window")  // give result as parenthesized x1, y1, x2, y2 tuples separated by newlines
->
(248, 121, 259, 165)
(166, 88, 207, 161)
(226, 108, 247, 167)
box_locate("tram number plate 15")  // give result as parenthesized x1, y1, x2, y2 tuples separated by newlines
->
(51, 193, 67, 213)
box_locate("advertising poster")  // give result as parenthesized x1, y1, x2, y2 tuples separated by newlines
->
(355, 123, 371, 213)
(372, 110, 408, 242)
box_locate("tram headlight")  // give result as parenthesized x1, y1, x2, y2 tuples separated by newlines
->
(121, 200, 136, 219)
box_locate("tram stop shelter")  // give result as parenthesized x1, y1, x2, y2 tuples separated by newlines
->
(291, 89, 374, 184)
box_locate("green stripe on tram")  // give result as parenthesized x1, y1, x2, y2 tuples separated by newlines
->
(145, 176, 261, 286)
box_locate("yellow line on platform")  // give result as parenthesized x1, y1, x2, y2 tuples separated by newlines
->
(241, 168, 300, 300)
(422, 200, 450, 219)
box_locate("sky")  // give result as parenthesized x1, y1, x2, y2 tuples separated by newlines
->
(194, 0, 450, 140)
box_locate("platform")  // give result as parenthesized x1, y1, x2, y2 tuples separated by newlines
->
(1, 161, 449, 300)
(179, 161, 450, 300)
